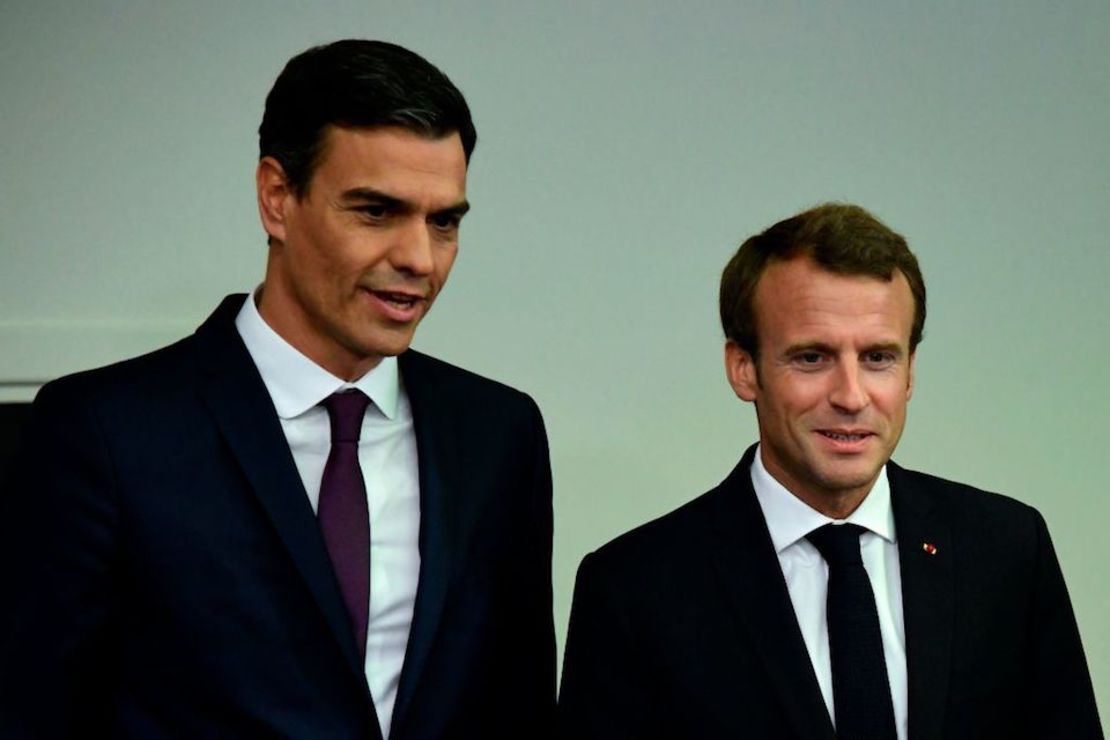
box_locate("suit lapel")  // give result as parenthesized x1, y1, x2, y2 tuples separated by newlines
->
(390, 351, 462, 735)
(705, 448, 837, 740)
(890, 462, 953, 740)
(192, 297, 371, 688)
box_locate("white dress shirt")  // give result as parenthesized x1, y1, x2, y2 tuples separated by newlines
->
(750, 445, 908, 740)
(236, 292, 419, 740)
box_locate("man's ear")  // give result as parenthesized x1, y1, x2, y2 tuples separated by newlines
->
(725, 340, 759, 403)
(256, 156, 292, 244)
(907, 350, 916, 401)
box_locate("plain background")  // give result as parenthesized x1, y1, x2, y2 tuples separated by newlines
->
(2, 1, 1107, 728)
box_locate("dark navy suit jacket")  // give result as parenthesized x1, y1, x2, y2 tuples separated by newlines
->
(1, 295, 556, 739)
(559, 445, 1101, 739)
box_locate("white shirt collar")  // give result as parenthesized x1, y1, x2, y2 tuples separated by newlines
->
(234, 290, 401, 420)
(750, 443, 896, 554)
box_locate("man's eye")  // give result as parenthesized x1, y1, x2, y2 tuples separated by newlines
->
(865, 351, 895, 365)
(429, 213, 461, 231)
(796, 352, 824, 365)
(357, 205, 388, 220)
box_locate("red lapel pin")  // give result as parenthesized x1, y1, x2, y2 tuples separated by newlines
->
(922, 542, 938, 555)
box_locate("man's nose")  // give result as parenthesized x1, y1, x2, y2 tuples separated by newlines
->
(389, 218, 435, 275)
(829, 361, 869, 414)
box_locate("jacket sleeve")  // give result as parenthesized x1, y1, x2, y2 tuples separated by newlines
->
(504, 397, 557, 738)
(0, 379, 122, 736)
(1027, 509, 1103, 738)
(558, 551, 658, 740)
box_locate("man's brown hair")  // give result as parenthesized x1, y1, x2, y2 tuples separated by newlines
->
(720, 203, 926, 358)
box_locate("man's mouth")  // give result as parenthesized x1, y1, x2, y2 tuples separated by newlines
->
(360, 287, 429, 322)
(371, 290, 424, 309)
(818, 430, 870, 442)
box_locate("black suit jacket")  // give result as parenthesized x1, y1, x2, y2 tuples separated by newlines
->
(1, 295, 555, 739)
(559, 445, 1101, 739)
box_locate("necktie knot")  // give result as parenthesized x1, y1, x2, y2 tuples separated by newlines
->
(807, 522, 866, 566)
(323, 390, 370, 444)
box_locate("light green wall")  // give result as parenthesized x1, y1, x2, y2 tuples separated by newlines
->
(3, 1, 1107, 727)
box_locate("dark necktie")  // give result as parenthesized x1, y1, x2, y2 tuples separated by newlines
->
(318, 390, 372, 659)
(806, 523, 897, 740)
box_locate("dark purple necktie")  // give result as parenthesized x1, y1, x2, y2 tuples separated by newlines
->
(318, 390, 372, 659)
(807, 523, 897, 740)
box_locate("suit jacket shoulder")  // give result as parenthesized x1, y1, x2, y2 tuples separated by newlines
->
(887, 460, 1055, 588)
(400, 348, 542, 423)
(571, 444, 769, 592)
(30, 294, 256, 422)
(889, 461, 1038, 520)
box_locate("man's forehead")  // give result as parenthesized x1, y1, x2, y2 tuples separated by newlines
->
(311, 125, 467, 199)
(755, 258, 915, 339)
(757, 258, 909, 302)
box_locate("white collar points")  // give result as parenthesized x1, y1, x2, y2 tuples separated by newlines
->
(750, 444, 896, 555)
(234, 290, 402, 420)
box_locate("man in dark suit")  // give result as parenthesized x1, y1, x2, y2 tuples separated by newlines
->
(1, 40, 554, 738)
(559, 204, 1101, 738)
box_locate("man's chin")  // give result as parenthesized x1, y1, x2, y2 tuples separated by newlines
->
(353, 334, 417, 361)
(815, 468, 882, 497)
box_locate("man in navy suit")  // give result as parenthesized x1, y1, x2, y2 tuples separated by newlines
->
(1, 40, 554, 738)
(558, 204, 1101, 738)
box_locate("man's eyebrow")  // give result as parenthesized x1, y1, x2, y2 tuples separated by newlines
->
(779, 341, 905, 356)
(862, 342, 905, 355)
(338, 188, 470, 217)
(781, 341, 836, 356)
(338, 187, 404, 207)
(434, 200, 471, 218)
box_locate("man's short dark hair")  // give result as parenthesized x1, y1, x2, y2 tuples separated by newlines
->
(259, 39, 477, 198)
(720, 203, 927, 359)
